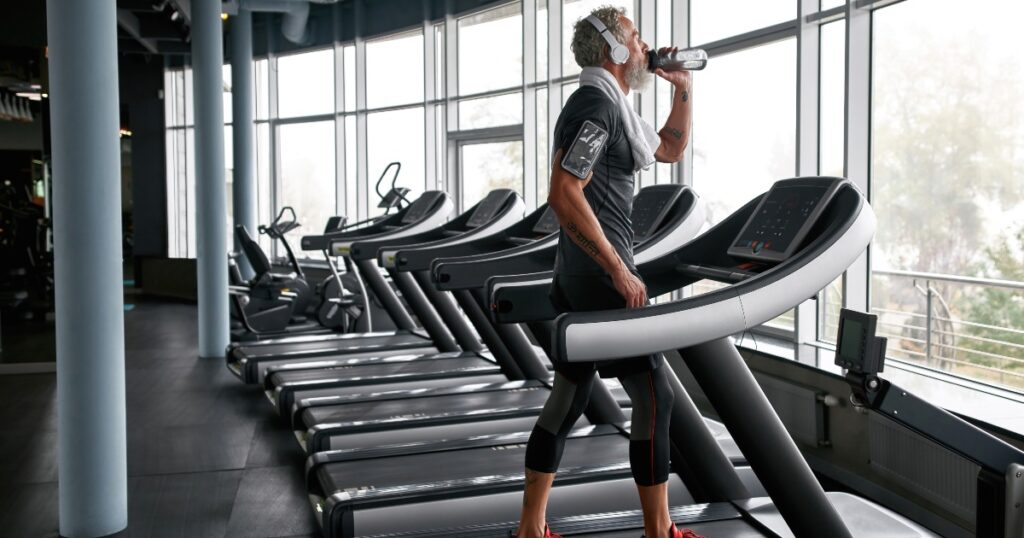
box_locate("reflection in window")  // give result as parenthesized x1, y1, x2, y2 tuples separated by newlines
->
(458, 2, 522, 95)
(277, 49, 335, 118)
(367, 107, 426, 216)
(278, 121, 336, 254)
(692, 39, 796, 225)
(872, 0, 1024, 391)
(458, 93, 523, 130)
(460, 141, 524, 209)
(367, 31, 425, 109)
(690, 0, 795, 46)
(562, 0, 632, 77)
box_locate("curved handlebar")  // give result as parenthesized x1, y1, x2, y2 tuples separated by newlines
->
(260, 206, 301, 237)
(375, 162, 402, 201)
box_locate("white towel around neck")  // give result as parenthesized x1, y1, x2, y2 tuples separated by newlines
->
(578, 66, 661, 172)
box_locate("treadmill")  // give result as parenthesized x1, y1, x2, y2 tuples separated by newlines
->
(303, 178, 936, 538)
(226, 190, 454, 381)
(262, 202, 563, 418)
(282, 186, 705, 455)
(226, 190, 522, 384)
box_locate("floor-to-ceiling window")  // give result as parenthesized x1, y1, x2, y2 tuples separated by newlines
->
(162, 0, 1024, 405)
(870, 0, 1024, 391)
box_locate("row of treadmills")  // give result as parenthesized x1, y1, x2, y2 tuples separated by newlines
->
(222, 178, 946, 537)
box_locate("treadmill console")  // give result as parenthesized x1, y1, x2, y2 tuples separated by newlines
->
(401, 191, 445, 225)
(532, 206, 561, 235)
(631, 185, 684, 242)
(465, 190, 512, 228)
(834, 308, 887, 375)
(323, 216, 347, 233)
(728, 177, 844, 263)
(378, 187, 411, 209)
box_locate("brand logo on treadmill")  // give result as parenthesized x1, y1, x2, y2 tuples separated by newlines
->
(492, 443, 527, 451)
(345, 486, 376, 495)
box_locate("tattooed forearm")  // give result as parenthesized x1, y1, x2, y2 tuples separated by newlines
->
(681, 89, 689, 102)
(667, 127, 683, 140)
(566, 221, 600, 259)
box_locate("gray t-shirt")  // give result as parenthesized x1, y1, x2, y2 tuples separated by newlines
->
(553, 86, 637, 276)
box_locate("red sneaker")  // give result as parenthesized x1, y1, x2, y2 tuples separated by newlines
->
(511, 525, 562, 538)
(671, 523, 704, 538)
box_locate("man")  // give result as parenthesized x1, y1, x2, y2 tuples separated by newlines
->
(514, 6, 698, 538)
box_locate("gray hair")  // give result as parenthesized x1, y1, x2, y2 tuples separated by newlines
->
(570, 6, 627, 68)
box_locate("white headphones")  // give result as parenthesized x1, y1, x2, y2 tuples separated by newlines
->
(585, 15, 629, 65)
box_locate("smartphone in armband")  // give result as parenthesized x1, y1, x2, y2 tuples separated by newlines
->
(561, 120, 609, 179)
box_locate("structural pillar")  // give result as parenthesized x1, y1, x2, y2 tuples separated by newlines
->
(193, 0, 230, 358)
(46, 0, 128, 535)
(231, 10, 257, 279)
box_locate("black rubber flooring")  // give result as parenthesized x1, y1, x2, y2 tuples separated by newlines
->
(0, 298, 320, 537)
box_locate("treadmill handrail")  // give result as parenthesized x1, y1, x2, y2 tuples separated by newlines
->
(552, 183, 875, 363)
(375, 195, 526, 267)
(393, 204, 557, 272)
(431, 235, 560, 290)
(327, 195, 455, 255)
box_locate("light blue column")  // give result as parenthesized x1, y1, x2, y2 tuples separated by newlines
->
(46, 0, 128, 536)
(231, 10, 257, 279)
(193, 0, 230, 358)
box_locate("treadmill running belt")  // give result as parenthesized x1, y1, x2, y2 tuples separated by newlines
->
(271, 355, 496, 387)
(238, 332, 431, 359)
(303, 385, 552, 428)
(318, 431, 626, 497)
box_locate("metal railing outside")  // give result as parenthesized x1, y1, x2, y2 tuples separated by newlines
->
(871, 269, 1024, 392)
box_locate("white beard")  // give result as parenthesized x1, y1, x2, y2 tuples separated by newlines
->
(625, 56, 652, 92)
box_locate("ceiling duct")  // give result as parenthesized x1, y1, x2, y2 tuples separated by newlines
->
(232, 0, 340, 46)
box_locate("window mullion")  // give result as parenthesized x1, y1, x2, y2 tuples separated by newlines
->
(843, 0, 871, 312)
(795, 0, 822, 364)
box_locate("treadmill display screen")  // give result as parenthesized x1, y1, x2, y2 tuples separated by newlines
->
(465, 191, 509, 228)
(833, 308, 883, 374)
(728, 178, 843, 262)
(631, 185, 682, 242)
(840, 318, 865, 362)
(401, 192, 443, 225)
(532, 207, 561, 235)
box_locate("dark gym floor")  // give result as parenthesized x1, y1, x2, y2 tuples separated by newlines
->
(0, 299, 321, 537)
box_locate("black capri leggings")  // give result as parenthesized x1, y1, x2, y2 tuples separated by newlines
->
(524, 364, 675, 486)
